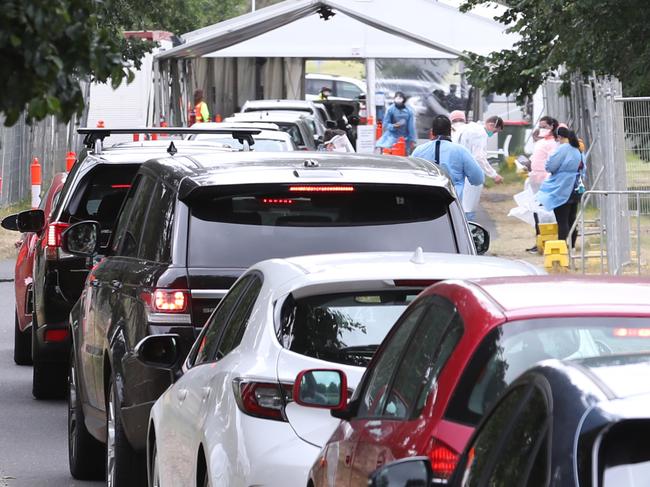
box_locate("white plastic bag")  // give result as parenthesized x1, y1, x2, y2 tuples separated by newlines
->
(508, 180, 556, 226)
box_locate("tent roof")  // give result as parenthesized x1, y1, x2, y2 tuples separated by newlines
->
(157, 0, 516, 60)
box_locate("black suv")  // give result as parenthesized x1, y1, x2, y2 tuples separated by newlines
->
(63, 151, 489, 484)
(1, 128, 250, 398)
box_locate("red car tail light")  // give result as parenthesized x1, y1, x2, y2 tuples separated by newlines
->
(141, 289, 192, 324)
(44, 329, 69, 342)
(233, 379, 292, 422)
(152, 289, 189, 313)
(45, 222, 70, 259)
(288, 185, 355, 193)
(427, 437, 459, 480)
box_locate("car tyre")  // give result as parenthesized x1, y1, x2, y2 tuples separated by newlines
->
(106, 374, 146, 487)
(68, 351, 105, 479)
(13, 311, 32, 365)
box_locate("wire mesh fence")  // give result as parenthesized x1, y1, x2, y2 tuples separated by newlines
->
(0, 114, 79, 208)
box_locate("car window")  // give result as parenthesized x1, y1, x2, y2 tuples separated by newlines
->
(215, 275, 263, 360)
(307, 78, 333, 95)
(278, 290, 420, 367)
(446, 317, 650, 427)
(382, 303, 462, 419)
(601, 421, 650, 487)
(113, 175, 156, 258)
(488, 385, 550, 486)
(193, 275, 254, 366)
(337, 81, 363, 99)
(356, 299, 429, 419)
(139, 182, 176, 263)
(276, 123, 305, 147)
(187, 184, 457, 268)
(110, 175, 141, 253)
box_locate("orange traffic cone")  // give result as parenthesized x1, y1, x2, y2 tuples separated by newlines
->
(31, 157, 42, 208)
(375, 121, 383, 141)
(394, 137, 407, 156)
(65, 151, 76, 172)
(97, 120, 105, 128)
(215, 113, 222, 122)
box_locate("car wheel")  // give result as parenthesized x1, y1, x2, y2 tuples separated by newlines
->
(13, 311, 32, 365)
(68, 350, 105, 479)
(106, 375, 146, 487)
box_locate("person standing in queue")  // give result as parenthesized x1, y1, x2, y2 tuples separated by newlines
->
(412, 115, 484, 203)
(537, 127, 585, 249)
(193, 89, 210, 124)
(526, 116, 559, 252)
(376, 91, 417, 154)
(457, 115, 505, 220)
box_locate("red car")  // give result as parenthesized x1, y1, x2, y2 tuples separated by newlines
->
(302, 276, 650, 486)
(13, 172, 67, 365)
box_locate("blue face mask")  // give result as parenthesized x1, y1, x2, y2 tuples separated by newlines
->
(486, 129, 495, 137)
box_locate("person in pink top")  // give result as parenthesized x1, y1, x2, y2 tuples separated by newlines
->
(526, 116, 559, 252)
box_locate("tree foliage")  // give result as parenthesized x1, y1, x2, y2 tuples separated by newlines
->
(459, 0, 650, 101)
(0, 0, 248, 126)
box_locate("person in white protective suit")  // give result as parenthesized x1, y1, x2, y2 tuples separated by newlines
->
(450, 110, 467, 144)
(457, 116, 504, 220)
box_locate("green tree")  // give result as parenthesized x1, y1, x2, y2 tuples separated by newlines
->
(459, 0, 650, 101)
(0, 0, 247, 126)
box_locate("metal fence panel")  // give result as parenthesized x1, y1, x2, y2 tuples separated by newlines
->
(0, 114, 78, 207)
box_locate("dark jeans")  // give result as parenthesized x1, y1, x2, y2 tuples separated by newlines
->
(554, 200, 579, 248)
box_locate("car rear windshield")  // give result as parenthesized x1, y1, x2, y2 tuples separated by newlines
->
(63, 164, 139, 227)
(445, 317, 650, 426)
(187, 183, 457, 267)
(277, 290, 420, 367)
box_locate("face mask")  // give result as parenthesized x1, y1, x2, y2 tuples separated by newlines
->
(538, 128, 551, 137)
(486, 130, 495, 137)
(394, 97, 404, 105)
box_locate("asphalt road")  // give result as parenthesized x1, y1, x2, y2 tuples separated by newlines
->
(0, 261, 102, 487)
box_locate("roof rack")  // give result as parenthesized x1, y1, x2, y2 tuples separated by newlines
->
(77, 127, 262, 154)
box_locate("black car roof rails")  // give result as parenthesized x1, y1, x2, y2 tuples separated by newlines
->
(77, 127, 262, 155)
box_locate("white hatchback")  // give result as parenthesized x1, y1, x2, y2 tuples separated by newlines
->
(141, 251, 543, 487)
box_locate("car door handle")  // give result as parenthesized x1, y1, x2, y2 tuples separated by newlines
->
(177, 388, 188, 403)
(201, 387, 211, 402)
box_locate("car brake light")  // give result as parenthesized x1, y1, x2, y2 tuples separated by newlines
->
(427, 438, 459, 480)
(233, 380, 292, 422)
(262, 198, 294, 204)
(44, 329, 69, 342)
(289, 185, 355, 193)
(613, 328, 650, 337)
(47, 222, 70, 247)
(150, 289, 189, 313)
(111, 184, 131, 189)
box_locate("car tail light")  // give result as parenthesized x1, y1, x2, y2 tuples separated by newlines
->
(144, 289, 190, 313)
(427, 438, 459, 480)
(44, 329, 69, 342)
(141, 289, 192, 324)
(45, 222, 70, 260)
(613, 327, 650, 337)
(233, 379, 292, 422)
(261, 198, 294, 205)
(289, 185, 355, 193)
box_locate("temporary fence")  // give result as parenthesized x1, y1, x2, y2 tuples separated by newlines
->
(0, 113, 81, 208)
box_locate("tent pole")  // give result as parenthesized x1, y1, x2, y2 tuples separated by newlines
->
(365, 58, 376, 122)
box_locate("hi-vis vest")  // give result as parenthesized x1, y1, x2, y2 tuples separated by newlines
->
(195, 102, 208, 123)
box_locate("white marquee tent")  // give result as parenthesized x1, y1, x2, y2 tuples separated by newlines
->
(152, 0, 516, 125)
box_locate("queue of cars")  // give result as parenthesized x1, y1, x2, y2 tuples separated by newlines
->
(3, 111, 650, 487)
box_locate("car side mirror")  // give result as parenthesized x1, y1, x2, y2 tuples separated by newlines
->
(61, 221, 100, 257)
(2, 209, 45, 233)
(135, 334, 181, 369)
(468, 222, 490, 255)
(369, 457, 433, 487)
(293, 369, 348, 411)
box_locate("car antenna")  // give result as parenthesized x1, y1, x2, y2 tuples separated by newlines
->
(167, 141, 178, 156)
(410, 247, 425, 264)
